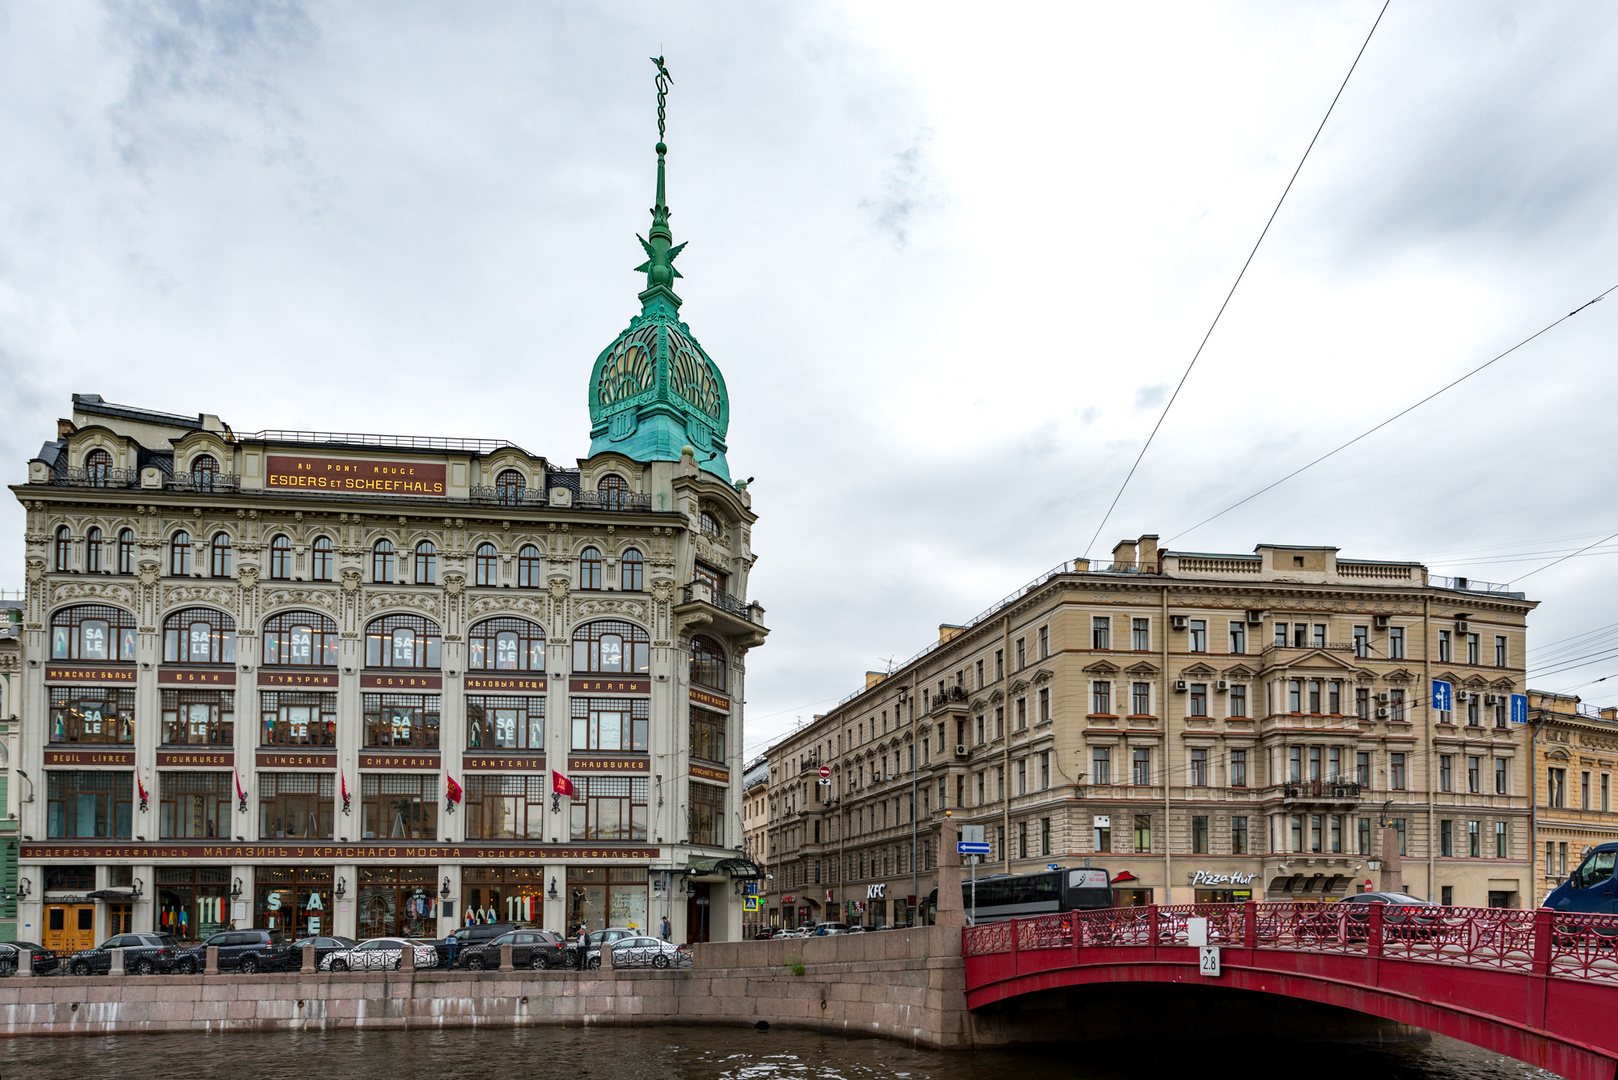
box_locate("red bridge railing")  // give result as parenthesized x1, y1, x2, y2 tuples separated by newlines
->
(961, 902, 1618, 984)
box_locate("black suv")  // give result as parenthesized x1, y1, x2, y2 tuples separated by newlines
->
(68, 933, 180, 976)
(0, 941, 59, 976)
(174, 930, 298, 974)
(439, 922, 517, 968)
(461, 929, 568, 970)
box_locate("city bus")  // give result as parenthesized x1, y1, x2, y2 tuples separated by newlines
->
(925, 867, 1113, 925)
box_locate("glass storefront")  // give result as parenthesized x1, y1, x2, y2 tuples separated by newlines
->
(157, 866, 231, 941)
(1194, 888, 1253, 904)
(461, 867, 546, 927)
(566, 866, 647, 937)
(256, 866, 334, 937)
(357, 866, 438, 939)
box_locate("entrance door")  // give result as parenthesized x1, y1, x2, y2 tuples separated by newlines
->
(109, 904, 133, 934)
(686, 886, 710, 944)
(44, 905, 96, 953)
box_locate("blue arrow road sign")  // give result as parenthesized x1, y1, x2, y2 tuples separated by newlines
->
(1432, 679, 1452, 713)
(1510, 693, 1529, 724)
(958, 842, 991, 856)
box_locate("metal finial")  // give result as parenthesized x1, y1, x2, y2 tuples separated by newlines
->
(650, 55, 672, 142)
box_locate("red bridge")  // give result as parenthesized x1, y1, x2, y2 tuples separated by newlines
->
(963, 903, 1618, 1080)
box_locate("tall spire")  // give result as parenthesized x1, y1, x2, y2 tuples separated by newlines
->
(635, 55, 686, 310)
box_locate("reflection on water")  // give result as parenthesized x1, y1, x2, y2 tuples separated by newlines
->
(0, 1025, 1561, 1080)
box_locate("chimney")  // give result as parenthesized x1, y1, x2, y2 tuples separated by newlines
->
(1112, 539, 1138, 570)
(1137, 535, 1159, 573)
(865, 671, 888, 691)
(939, 624, 965, 645)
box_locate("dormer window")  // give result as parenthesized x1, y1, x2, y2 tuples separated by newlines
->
(192, 454, 219, 492)
(496, 469, 526, 507)
(599, 473, 629, 510)
(84, 448, 112, 487)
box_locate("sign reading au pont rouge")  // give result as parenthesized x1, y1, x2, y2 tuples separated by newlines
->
(265, 454, 447, 496)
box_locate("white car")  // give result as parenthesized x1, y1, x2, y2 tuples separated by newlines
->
(591, 935, 691, 969)
(320, 937, 440, 972)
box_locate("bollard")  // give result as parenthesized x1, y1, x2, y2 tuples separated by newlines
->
(601, 941, 615, 971)
(498, 943, 514, 972)
(15, 947, 31, 978)
(205, 945, 219, 975)
(110, 947, 126, 975)
(301, 943, 316, 975)
(400, 943, 415, 972)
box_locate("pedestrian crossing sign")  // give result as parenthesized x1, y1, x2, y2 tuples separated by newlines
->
(744, 897, 761, 912)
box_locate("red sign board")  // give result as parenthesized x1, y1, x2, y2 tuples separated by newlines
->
(258, 671, 338, 688)
(359, 673, 442, 691)
(43, 749, 134, 767)
(256, 750, 337, 770)
(358, 752, 440, 771)
(265, 454, 447, 496)
(569, 677, 650, 695)
(158, 668, 236, 686)
(44, 664, 136, 685)
(157, 750, 234, 768)
(781, 896, 795, 904)
(464, 675, 546, 693)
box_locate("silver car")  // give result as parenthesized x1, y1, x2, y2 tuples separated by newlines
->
(320, 937, 440, 972)
(602, 935, 692, 969)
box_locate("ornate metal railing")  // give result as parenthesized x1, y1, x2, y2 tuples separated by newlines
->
(1282, 780, 1362, 799)
(50, 467, 139, 488)
(468, 486, 537, 506)
(680, 583, 755, 622)
(576, 490, 652, 512)
(166, 474, 242, 493)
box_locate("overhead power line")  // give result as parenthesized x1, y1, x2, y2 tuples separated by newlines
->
(1081, 0, 1390, 559)
(1512, 526, 1618, 586)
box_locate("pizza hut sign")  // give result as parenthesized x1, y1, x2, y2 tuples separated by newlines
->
(1189, 870, 1257, 887)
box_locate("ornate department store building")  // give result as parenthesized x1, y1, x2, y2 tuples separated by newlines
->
(10, 121, 766, 951)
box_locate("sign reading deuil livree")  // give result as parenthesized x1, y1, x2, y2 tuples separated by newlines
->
(265, 454, 446, 496)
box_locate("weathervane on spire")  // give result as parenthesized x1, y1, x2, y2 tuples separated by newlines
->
(651, 55, 672, 142)
(636, 54, 685, 302)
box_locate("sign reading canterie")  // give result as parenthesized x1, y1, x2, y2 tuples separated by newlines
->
(265, 454, 447, 496)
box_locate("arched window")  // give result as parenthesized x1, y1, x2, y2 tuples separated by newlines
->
(269, 534, 293, 580)
(54, 526, 72, 571)
(117, 529, 135, 575)
(620, 548, 643, 591)
(163, 607, 236, 664)
(310, 536, 333, 582)
(598, 473, 629, 510)
(191, 454, 219, 492)
(517, 544, 542, 588)
(84, 448, 112, 487)
(415, 541, 437, 585)
(468, 616, 545, 671)
(261, 610, 339, 667)
(85, 527, 103, 573)
(572, 619, 650, 674)
(210, 533, 232, 577)
(691, 635, 727, 691)
(475, 542, 498, 587)
(365, 613, 442, 669)
(698, 509, 721, 537)
(373, 539, 395, 583)
(579, 546, 602, 590)
(50, 604, 137, 662)
(496, 469, 526, 507)
(170, 532, 192, 576)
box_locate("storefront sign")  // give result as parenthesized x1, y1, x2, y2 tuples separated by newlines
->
(255, 750, 337, 769)
(258, 671, 338, 688)
(42, 748, 134, 767)
(157, 668, 236, 686)
(463, 754, 546, 772)
(22, 842, 660, 862)
(1189, 870, 1257, 887)
(157, 750, 234, 768)
(866, 884, 886, 899)
(689, 763, 729, 784)
(265, 454, 446, 496)
(568, 677, 650, 695)
(358, 752, 440, 771)
(689, 687, 729, 711)
(43, 664, 136, 684)
(359, 673, 442, 690)
(464, 674, 546, 693)
(567, 754, 651, 773)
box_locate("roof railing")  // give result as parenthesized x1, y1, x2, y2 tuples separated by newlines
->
(243, 430, 524, 454)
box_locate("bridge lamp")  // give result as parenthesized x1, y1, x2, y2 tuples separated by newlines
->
(1368, 858, 1382, 872)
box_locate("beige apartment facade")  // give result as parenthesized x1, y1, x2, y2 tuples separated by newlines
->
(765, 535, 1538, 927)
(1527, 690, 1618, 902)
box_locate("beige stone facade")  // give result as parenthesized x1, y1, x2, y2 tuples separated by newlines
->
(1527, 690, 1618, 902)
(765, 534, 1539, 925)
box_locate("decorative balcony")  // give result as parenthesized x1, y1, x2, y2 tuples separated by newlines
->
(49, 467, 139, 488)
(1279, 779, 1363, 805)
(675, 580, 767, 639)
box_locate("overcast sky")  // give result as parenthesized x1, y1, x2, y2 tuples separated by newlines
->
(3, 2, 1617, 753)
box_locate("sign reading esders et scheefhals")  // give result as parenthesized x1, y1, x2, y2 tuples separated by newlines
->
(265, 454, 446, 496)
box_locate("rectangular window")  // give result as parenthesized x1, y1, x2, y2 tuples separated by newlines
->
(1294, 623, 1308, 647)
(1467, 696, 1480, 726)
(1291, 815, 1303, 852)
(464, 774, 548, 840)
(1092, 747, 1111, 785)
(1468, 820, 1480, 858)
(1328, 681, 1341, 714)
(1038, 687, 1051, 723)
(360, 773, 437, 841)
(976, 659, 984, 688)
(1189, 619, 1207, 653)
(1389, 689, 1406, 722)
(1231, 816, 1248, 854)
(1189, 748, 1208, 786)
(1440, 819, 1453, 857)
(1604, 774, 1611, 812)
(1439, 630, 1452, 662)
(1308, 680, 1321, 714)
(690, 706, 728, 764)
(1191, 815, 1209, 854)
(1328, 746, 1341, 780)
(1495, 821, 1508, 859)
(1467, 633, 1480, 665)
(1188, 683, 1207, 716)
(1018, 820, 1029, 859)
(1391, 753, 1407, 790)
(1468, 756, 1481, 794)
(1289, 746, 1302, 783)
(1494, 699, 1507, 728)
(258, 772, 336, 840)
(1582, 771, 1591, 809)
(1015, 698, 1027, 730)
(158, 771, 231, 840)
(1041, 817, 1052, 857)
(571, 696, 650, 752)
(1355, 688, 1369, 720)
(1439, 755, 1453, 792)
(1229, 622, 1245, 654)
(1358, 817, 1371, 855)
(466, 695, 545, 752)
(1330, 814, 1343, 853)
(1038, 626, 1049, 660)
(1356, 751, 1370, 787)
(995, 706, 1005, 739)
(1275, 623, 1288, 648)
(1095, 819, 1111, 853)
(49, 687, 135, 746)
(568, 775, 650, 842)
(1229, 685, 1247, 717)
(1353, 625, 1369, 658)
(1310, 815, 1322, 854)
(1289, 680, 1302, 713)
(1313, 624, 1326, 648)
(1549, 768, 1565, 808)
(1393, 818, 1407, 856)
(1041, 752, 1050, 790)
(1016, 638, 1026, 670)
(1134, 814, 1151, 853)
(259, 691, 336, 747)
(1132, 619, 1150, 651)
(1092, 617, 1110, 650)
(995, 650, 1004, 680)
(362, 693, 441, 750)
(1495, 635, 1508, 667)
(1389, 627, 1405, 659)
(1017, 759, 1027, 795)
(1309, 746, 1321, 781)
(1132, 748, 1151, 786)
(1131, 681, 1151, 715)
(46, 770, 133, 839)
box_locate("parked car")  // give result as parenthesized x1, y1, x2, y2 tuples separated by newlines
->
(585, 935, 691, 969)
(1544, 844, 1618, 915)
(68, 933, 180, 976)
(811, 922, 850, 936)
(576, 927, 642, 969)
(0, 942, 59, 976)
(752, 928, 779, 940)
(173, 929, 298, 975)
(292, 935, 358, 971)
(438, 922, 517, 968)
(320, 937, 440, 972)
(461, 929, 569, 971)
(1309, 893, 1441, 941)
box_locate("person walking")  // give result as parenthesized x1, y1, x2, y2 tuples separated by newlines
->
(660, 915, 672, 942)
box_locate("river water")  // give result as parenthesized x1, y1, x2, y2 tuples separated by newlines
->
(0, 1025, 1560, 1080)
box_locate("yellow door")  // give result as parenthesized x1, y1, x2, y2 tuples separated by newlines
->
(44, 905, 96, 953)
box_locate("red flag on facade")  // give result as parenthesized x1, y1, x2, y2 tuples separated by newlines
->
(446, 775, 463, 804)
(235, 771, 247, 803)
(552, 771, 575, 797)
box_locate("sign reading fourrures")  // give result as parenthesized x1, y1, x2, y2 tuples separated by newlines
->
(265, 453, 446, 495)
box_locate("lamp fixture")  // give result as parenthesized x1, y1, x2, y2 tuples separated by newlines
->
(132, 879, 144, 900)
(17, 879, 30, 900)
(548, 877, 559, 900)
(335, 877, 347, 901)
(230, 877, 243, 900)
(440, 877, 452, 900)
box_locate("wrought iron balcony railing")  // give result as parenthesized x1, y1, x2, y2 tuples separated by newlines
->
(680, 582, 755, 622)
(166, 474, 242, 493)
(50, 467, 139, 488)
(1282, 780, 1362, 800)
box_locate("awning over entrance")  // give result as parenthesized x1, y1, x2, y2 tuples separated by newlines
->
(86, 890, 138, 902)
(684, 857, 762, 881)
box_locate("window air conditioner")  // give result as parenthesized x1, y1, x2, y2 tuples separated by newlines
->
(1375, 692, 1389, 703)
(1215, 679, 1230, 692)
(1485, 694, 1499, 705)
(955, 744, 969, 759)
(1454, 690, 1470, 702)
(1246, 610, 1266, 625)
(1376, 707, 1388, 719)
(1455, 620, 1470, 634)
(1174, 679, 1189, 692)
(1373, 615, 1390, 629)
(1170, 615, 1188, 631)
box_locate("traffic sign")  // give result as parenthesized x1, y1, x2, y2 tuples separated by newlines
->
(958, 842, 991, 856)
(1431, 679, 1452, 713)
(743, 897, 760, 912)
(1199, 946, 1221, 978)
(1510, 693, 1529, 724)
(819, 765, 831, 779)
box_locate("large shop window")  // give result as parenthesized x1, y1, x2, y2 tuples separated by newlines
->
(259, 772, 335, 840)
(162, 607, 236, 664)
(468, 616, 545, 671)
(159, 772, 231, 839)
(358, 867, 437, 940)
(690, 707, 727, 765)
(256, 867, 334, 937)
(158, 867, 231, 941)
(566, 867, 647, 937)
(47, 770, 133, 839)
(463, 868, 545, 927)
(466, 695, 544, 751)
(568, 776, 648, 841)
(361, 774, 438, 841)
(688, 781, 726, 847)
(161, 689, 234, 746)
(49, 687, 134, 745)
(571, 697, 649, 752)
(50, 604, 137, 662)
(261, 611, 339, 666)
(465, 775, 548, 840)
(260, 691, 336, 747)
(690, 636, 726, 691)
(362, 694, 441, 749)
(572, 619, 650, 675)
(364, 613, 442, 669)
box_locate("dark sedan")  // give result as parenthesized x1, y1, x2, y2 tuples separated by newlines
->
(0, 942, 59, 976)
(173, 930, 298, 974)
(68, 933, 181, 976)
(1313, 892, 1441, 941)
(461, 929, 569, 970)
(293, 935, 357, 970)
